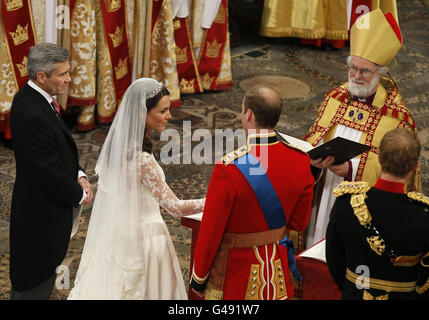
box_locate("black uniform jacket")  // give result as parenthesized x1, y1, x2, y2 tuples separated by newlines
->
(10, 83, 84, 291)
(326, 179, 429, 300)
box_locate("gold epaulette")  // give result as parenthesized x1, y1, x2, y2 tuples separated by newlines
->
(333, 181, 372, 227)
(222, 145, 249, 166)
(333, 181, 372, 198)
(407, 192, 429, 207)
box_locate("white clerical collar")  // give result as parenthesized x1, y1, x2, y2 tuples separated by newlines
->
(27, 79, 55, 105)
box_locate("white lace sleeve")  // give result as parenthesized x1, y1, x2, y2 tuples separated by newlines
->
(139, 153, 205, 217)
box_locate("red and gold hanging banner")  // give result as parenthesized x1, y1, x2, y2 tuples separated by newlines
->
(151, 0, 163, 33)
(150, 0, 181, 107)
(99, 0, 132, 106)
(197, 0, 232, 91)
(1, 0, 37, 89)
(173, 17, 203, 94)
(67, 0, 97, 107)
(1, 0, 37, 139)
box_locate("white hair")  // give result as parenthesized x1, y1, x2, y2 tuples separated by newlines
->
(346, 56, 389, 76)
(347, 56, 390, 97)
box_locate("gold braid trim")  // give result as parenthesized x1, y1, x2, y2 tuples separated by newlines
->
(346, 268, 416, 293)
(205, 282, 223, 300)
(260, 29, 337, 39)
(351, 193, 372, 227)
(333, 181, 371, 198)
(222, 145, 249, 166)
(421, 252, 429, 268)
(407, 192, 429, 207)
(333, 181, 372, 226)
(363, 290, 389, 300)
(325, 30, 349, 40)
(335, 182, 388, 256)
(392, 253, 424, 267)
(366, 236, 385, 256)
(416, 279, 429, 295)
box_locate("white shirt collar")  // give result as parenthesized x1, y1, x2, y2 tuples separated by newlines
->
(27, 79, 55, 105)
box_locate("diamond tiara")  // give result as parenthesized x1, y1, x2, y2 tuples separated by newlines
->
(146, 81, 163, 99)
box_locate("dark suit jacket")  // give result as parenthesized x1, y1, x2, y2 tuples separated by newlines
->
(10, 83, 84, 291)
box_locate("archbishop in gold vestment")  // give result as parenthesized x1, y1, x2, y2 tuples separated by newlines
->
(304, 77, 420, 247)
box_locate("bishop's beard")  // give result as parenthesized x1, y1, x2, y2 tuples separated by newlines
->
(348, 74, 380, 98)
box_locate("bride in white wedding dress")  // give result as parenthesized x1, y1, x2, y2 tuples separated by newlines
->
(68, 78, 205, 300)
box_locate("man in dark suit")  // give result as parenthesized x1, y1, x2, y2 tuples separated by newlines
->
(9, 43, 94, 300)
(326, 128, 429, 300)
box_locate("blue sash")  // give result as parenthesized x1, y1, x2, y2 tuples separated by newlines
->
(233, 152, 302, 281)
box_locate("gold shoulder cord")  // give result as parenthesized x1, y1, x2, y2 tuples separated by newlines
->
(333, 181, 388, 257)
(407, 192, 429, 211)
(335, 183, 428, 266)
(333, 181, 373, 226)
(333, 181, 371, 198)
(222, 145, 249, 166)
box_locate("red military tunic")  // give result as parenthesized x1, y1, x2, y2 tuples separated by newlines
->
(190, 132, 314, 299)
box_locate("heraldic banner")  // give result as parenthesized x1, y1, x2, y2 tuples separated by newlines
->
(1, 0, 37, 137)
(174, 16, 203, 94)
(99, 0, 132, 115)
(197, 0, 232, 91)
(151, 0, 181, 107)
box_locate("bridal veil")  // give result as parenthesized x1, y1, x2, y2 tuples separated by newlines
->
(68, 78, 175, 299)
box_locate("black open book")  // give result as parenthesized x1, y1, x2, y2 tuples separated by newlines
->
(276, 132, 371, 165)
(307, 137, 371, 164)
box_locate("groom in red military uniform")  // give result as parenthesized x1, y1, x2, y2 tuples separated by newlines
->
(190, 86, 314, 300)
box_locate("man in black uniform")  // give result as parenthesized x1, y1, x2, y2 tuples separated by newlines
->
(326, 128, 429, 300)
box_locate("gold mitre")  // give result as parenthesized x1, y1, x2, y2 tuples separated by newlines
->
(350, 8, 402, 66)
